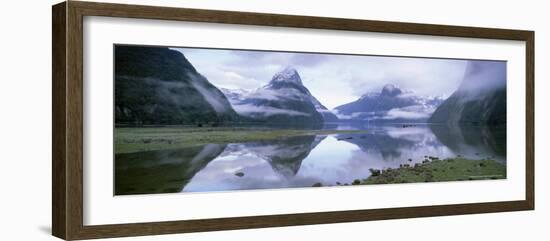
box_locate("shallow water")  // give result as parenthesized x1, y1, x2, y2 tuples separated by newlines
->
(115, 124, 506, 195)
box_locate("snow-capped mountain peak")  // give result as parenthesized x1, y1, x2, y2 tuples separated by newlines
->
(221, 67, 338, 122)
(270, 66, 303, 85)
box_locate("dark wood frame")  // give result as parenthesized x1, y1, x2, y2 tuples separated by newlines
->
(52, 1, 535, 240)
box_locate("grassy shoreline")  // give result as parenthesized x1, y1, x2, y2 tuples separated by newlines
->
(324, 158, 505, 187)
(115, 127, 368, 154)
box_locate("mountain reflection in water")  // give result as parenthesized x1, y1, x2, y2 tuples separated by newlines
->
(115, 124, 506, 195)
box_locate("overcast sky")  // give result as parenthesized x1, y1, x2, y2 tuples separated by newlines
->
(174, 47, 471, 109)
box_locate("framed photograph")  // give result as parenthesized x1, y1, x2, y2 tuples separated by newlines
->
(52, 1, 534, 240)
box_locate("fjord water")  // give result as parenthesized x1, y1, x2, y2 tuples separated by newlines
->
(115, 124, 505, 195)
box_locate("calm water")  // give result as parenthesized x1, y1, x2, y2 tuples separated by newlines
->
(115, 124, 506, 195)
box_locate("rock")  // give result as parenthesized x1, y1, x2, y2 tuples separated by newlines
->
(312, 182, 322, 187)
(234, 172, 244, 177)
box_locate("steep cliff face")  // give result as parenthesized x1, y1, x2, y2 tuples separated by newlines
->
(429, 60, 506, 125)
(115, 46, 239, 125)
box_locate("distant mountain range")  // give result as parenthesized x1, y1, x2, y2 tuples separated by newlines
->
(429, 61, 506, 125)
(334, 84, 445, 123)
(115, 46, 505, 127)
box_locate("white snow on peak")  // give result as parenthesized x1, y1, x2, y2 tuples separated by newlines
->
(271, 66, 302, 85)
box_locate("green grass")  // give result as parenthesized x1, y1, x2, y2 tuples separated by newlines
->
(360, 158, 506, 185)
(115, 127, 368, 154)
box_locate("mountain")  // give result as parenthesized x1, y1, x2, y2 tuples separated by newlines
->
(115, 46, 239, 125)
(429, 60, 506, 125)
(334, 84, 444, 122)
(221, 67, 332, 125)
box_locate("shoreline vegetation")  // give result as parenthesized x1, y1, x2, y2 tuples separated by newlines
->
(115, 127, 369, 154)
(311, 157, 506, 187)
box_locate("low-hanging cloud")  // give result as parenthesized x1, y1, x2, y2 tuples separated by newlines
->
(187, 73, 230, 113)
(332, 104, 438, 121)
(232, 104, 311, 117)
(246, 88, 306, 102)
(456, 60, 506, 102)
(382, 105, 436, 120)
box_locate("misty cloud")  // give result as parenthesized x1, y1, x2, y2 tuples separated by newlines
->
(232, 104, 311, 117)
(382, 105, 436, 120)
(188, 74, 230, 113)
(332, 110, 369, 120)
(246, 88, 306, 101)
(456, 60, 506, 101)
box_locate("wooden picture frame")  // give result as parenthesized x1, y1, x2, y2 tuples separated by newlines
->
(52, 1, 534, 240)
